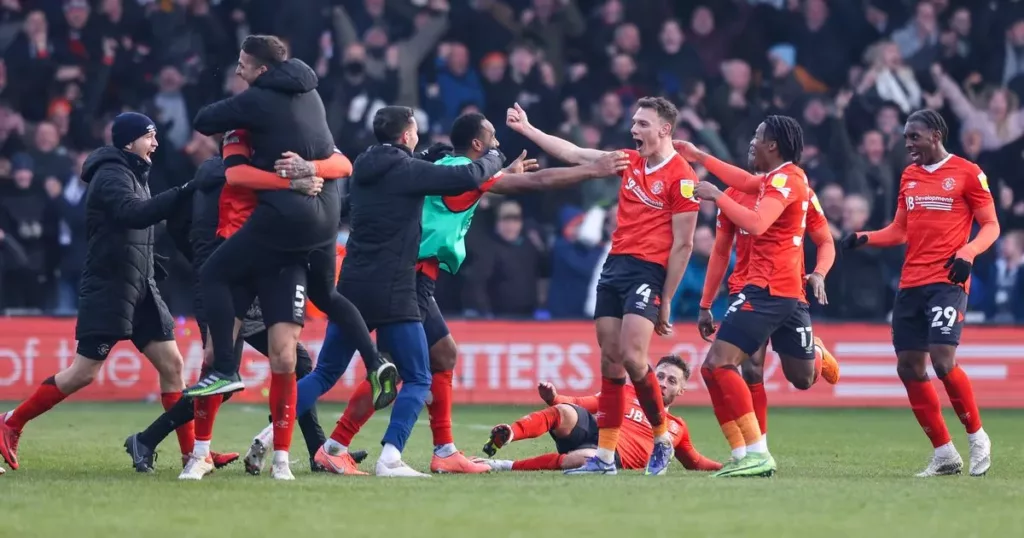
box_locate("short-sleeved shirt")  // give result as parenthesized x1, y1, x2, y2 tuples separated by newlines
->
(898, 154, 994, 293)
(610, 150, 699, 268)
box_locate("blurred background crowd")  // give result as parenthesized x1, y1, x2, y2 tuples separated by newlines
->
(0, 0, 1022, 324)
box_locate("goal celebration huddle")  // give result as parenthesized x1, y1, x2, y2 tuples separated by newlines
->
(0, 36, 996, 480)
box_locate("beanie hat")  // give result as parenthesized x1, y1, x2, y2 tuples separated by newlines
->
(112, 112, 156, 149)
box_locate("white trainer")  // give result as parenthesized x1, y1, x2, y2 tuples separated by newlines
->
(375, 459, 430, 477)
(179, 453, 215, 480)
(270, 459, 295, 480)
(244, 426, 273, 476)
(968, 431, 991, 476)
(915, 450, 963, 477)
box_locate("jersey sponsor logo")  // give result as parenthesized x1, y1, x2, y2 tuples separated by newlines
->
(680, 180, 695, 199)
(907, 195, 954, 211)
(942, 177, 956, 191)
(978, 173, 990, 192)
(623, 178, 664, 210)
(651, 180, 664, 195)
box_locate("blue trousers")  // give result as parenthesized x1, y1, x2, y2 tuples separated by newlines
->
(297, 320, 430, 452)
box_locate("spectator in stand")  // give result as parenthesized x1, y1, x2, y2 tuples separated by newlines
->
(0, 153, 59, 310)
(975, 232, 1024, 323)
(547, 206, 604, 319)
(672, 224, 724, 321)
(53, 150, 88, 314)
(824, 193, 890, 320)
(932, 62, 1024, 151)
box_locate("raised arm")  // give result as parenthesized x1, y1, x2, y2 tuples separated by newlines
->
(696, 178, 788, 236)
(674, 140, 762, 193)
(506, 102, 607, 165)
(93, 168, 189, 229)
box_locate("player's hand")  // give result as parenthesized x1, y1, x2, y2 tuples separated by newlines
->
(506, 102, 531, 133)
(805, 272, 828, 305)
(537, 381, 558, 405)
(944, 253, 973, 284)
(839, 232, 868, 250)
(693, 180, 722, 201)
(697, 308, 716, 343)
(655, 303, 673, 336)
(275, 151, 316, 179)
(502, 150, 537, 174)
(290, 176, 324, 196)
(592, 150, 629, 177)
(672, 139, 702, 162)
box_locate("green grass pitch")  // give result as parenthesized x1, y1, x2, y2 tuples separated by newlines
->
(2, 403, 1022, 538)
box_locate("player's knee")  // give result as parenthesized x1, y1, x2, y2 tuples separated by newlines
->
(788, 374, 813, 391)
(429, 337, 457, 372)
(896, 358, 928, 382)
(928, 345, 957, 378)
(740, 361, 763, 384)
(552, 404, 579, 437)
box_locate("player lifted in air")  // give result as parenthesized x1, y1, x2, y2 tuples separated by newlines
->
(246, 112, 629, 475)
(683, 115, 816, 478)
(507, 98, 700, 476)
(674, 138, 840, 452)
(477, 355, 721, 474)
(841, 109, 996, 477)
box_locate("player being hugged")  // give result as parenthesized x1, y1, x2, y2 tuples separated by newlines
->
(841, 109, 996, 477)
(683, 116, 815, 478)
(506, 98, 699, 476)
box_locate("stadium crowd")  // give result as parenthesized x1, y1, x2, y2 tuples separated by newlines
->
(0, 0, 1021, 323)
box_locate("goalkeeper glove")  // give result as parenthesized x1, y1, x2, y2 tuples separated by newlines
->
(839, 233, 868, 250)
(944, 255, 972, 284)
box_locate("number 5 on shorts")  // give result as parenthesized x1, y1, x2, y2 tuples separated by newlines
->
(294, 285, 306, 309)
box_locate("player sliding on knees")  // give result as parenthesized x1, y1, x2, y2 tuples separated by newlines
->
(478, 355, 721, 474)
(674, 138, 840, 454)
(681, 115, 817, 478)
(507, 97, 699, 476)
(841, 109, 996, 477)
(246, 111, 629, 475)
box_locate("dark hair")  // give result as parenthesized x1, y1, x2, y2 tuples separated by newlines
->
(373, 106, 415, 144)
(636, 96, 678, 126)
(907, 108, 948, 142)
(763, 115, 804, 164)
(241, 35, 288, 67)
(450, 112, 487, 152)
(657, 354, 691, 381)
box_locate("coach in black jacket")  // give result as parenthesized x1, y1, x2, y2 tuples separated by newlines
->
(0, 113, 196, 472)
(300, 105, 504, 475)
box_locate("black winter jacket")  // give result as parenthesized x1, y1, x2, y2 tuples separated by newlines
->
(339, 144, 504, 325)
(192, 58, 339, 248)
(75, 147, 190, 339)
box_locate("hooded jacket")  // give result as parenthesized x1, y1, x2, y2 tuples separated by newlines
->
(75, 147, 190, 339)
(339, 144, 504, 325)
(192, 58, 340, 248)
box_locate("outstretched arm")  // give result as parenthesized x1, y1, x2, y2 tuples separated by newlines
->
(715, 193, 786, 236)
(398, 151, 506, 196)
(507, 102, 607, 165)
(674, 140, 761, 193)
(489, 152, 629, 194)
(93, 170, 187, 229)
(674, 424, 723, 471)
(862, 198, 908, 247)
(193, 91, 258, 135)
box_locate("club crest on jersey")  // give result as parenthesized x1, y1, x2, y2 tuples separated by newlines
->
(942, 177, 956, 191)
(680, 180, 694, 198)
(651, 180, 664, 195)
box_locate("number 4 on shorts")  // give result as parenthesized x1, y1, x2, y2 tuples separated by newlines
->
(636, 284, 652, 303)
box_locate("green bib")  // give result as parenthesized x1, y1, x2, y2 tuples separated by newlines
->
(418, 154, 483, 274)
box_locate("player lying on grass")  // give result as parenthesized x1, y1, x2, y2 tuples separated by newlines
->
(477, 355, 721, 473)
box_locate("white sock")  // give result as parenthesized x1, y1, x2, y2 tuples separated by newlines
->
(762, 433, 768, 449)
(731, 447, 747, 461)
(434, 443, 457, 458)
(748, 438, 767, 454)
(596, 448, 615, 464)
(494, 459, 513, 471)
(323, 438, 347, 455)
(273, 450, 289, 464)
(194, 440, 211, 457)
(967, 428, 987, 444)
(935, 441, 957, 459)
(380, 443, 401, 464)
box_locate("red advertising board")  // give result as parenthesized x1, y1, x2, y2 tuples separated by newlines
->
(1, 318, 1023, 408)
